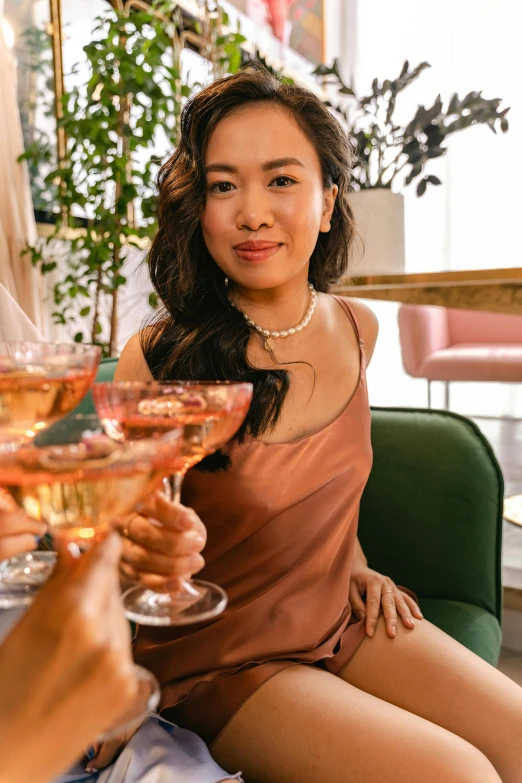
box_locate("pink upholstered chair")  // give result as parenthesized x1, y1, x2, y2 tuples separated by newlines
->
(398, 304, 522, 409)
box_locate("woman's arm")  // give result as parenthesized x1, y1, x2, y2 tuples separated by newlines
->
(353, 536, 368, 568)
(346, 299, 379, 366)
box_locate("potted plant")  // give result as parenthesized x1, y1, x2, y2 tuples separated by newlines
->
(20, 0, 245, 355)
(313, 59, 510, 274)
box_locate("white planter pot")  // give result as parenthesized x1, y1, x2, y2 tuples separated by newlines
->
(348, 189, 405, 276)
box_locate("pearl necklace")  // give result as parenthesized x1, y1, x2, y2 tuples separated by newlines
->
(229, 282, 318, 352)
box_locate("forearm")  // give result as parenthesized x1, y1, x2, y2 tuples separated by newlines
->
(353, 535, 368, 568)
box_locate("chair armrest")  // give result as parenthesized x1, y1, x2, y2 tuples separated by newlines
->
(358, 408, 503, 623)
(398, 305, 450, 377)
(72, 357, 119, 416)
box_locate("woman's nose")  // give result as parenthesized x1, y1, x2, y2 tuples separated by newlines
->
(236, 186, 274, 231)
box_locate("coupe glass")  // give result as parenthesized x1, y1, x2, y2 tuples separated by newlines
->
(92, 381, 253, 626)
(0, 341, 100, 452)
(0, 414, 183, 609)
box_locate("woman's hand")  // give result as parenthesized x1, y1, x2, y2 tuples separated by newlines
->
(85, 727, 138, 774)
(0, 533, 138, 783)
(0, 489, 47, 560)
(116, 491, 207, 590)
(349, 563, 423, 639)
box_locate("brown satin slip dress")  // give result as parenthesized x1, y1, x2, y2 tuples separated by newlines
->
(133, 295, 418, 745)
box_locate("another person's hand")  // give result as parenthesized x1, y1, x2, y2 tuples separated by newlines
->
(349, 563, 423, 639)
(0, 488, 47, 560)
(117, 491, 207, 590)
(0, 533, 138, 783)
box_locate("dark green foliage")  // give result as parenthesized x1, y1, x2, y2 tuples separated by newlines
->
(314, 58, 510, 196)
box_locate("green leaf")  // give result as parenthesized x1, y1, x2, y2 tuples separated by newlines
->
(74, 331, 84, 343)
(148, 292, 159, 309)
(79, 306, 91, 317)
(417, 179, 428, 197)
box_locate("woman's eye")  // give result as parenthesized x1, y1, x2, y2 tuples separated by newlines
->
(271, 176, 295, 188)
(209, 181, 235, 193)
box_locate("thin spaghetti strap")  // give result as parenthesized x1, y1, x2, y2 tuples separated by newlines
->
(331, 295, 365, 349)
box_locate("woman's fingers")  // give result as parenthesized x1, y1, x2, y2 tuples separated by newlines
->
(0, 511, 47, 539)
(86, 720, 139, 771)
(86, 735, 129, 772)
(401, 590, 424, 619)
(400, 590, 423, 620)
(118, 560, 185, 591)
(0, 533, 40, 561)
(123, 514, 205, 558)
(138, 492, 206, 538)
(348, 584, 367, 620)
(116, 495, 209, 586)
(380, 588, 399, 638)
(394, 592, 415, 631)
(364, 582, 383, 638)
(0, 505, 47, 560)
(121, 539, 205, 578)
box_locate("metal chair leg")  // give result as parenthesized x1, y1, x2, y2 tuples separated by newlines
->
(445, 381, 450, 410)
(427, 380, 432, 409)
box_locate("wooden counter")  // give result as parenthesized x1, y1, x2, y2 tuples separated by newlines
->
(331, 267, 522, 314)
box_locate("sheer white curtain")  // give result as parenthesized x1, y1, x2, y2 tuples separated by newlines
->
(0, 282, 44, 341)
(0, 3, 44, 331)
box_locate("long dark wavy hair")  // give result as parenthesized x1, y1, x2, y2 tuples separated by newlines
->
(142, 66, 357, 468)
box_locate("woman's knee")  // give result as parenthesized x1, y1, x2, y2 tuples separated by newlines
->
(449, 743, 501, 783)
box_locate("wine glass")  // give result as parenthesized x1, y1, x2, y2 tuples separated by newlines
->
(92, 381, 253, 626)
(0, 341, 101, 452)
(0, 413, 182, 739)
(0, 414, 183, 610)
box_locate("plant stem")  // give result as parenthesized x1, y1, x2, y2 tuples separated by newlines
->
(377, 148, 405, 187)
(91, 266, 102, 344)
(109, 270, 119, 357)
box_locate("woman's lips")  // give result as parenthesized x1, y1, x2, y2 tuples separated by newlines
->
(234, 242, 282, 263)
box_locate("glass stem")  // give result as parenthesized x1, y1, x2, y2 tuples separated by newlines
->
(162, 472, 184, 503)
(161, 471, 202, 600)
(170, 472, 183, 504)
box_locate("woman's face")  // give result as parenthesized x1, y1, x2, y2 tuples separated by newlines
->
(200, 103, 337, 291)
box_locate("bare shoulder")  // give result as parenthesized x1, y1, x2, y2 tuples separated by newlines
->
(115, 330, 154, 382)
(338, 298, 379, 365)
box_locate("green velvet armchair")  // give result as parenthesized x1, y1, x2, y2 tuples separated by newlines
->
(80, 360, 504, 666)
(359, 407, 503, 666)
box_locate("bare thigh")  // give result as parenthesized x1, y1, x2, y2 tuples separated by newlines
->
(339, 613, 522, 783)
(210, 664, 500, 783)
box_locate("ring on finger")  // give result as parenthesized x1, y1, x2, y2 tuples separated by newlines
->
(121, 518, 134, 539)
(382, 590, 394, 596)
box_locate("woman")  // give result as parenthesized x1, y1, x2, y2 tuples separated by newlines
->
(116, 68, 522, 782)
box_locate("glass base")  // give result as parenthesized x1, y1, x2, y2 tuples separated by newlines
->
(0, 440, 21, 454)
(95, 665, 160, 742)
(0, 551, 57, 608)
(122, 579, 228, 626)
